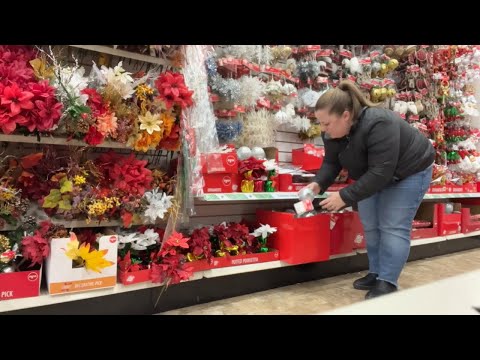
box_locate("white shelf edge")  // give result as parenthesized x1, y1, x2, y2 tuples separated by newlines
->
(329, 252, 357, 259)
(0, 271, 204, 313)
(202, 260, 290, 278)
(0, 133, 127, 149)
(197, 192, 480, 202)
(69, 45, 174, 67)
(411, 236, 446, 246)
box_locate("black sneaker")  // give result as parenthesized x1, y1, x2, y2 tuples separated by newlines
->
(365, 280, 398, 299)
(353, 273, 378, 290)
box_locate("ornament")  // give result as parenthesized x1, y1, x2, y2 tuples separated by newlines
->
(445, 203, 454, 214)
(387, 88, 397, 97)
(251, 147, 266, 159)
(371, 88, 381, 102)
(387, 58, 399, 70)
(298, 187, 315, 201)
(237, 146, 252, 160)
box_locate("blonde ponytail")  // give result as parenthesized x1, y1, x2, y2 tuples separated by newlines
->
(315, 80, 379, 122)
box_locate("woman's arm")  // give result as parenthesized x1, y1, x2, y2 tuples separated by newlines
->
(339, 118, 400, 205)
(313, 134, 343, 193)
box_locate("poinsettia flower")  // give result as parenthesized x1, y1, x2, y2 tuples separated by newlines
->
(155, 71, 194, 110)
(165, 232, 190, 249)
(0, 111, 17, 134)
(252, 224, 277, 239)
(84, 126, 105, 146)
(1, 83, 34, 116)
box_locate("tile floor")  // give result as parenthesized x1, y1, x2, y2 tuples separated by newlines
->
(159, 248, 480, 315)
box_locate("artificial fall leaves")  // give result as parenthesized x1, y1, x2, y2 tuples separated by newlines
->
(64, 233, 113, 273)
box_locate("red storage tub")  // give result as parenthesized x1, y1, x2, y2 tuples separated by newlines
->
(257, 210, 330, 265)
(330, 212, 364, 255)
(437, 203, 462, 236)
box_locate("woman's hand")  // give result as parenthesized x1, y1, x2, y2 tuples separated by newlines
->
(319, 192, 346, 212)
(302, 182, 321, 195)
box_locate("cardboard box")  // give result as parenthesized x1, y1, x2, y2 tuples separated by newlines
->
(411, 203, 439, 240)
(0, 265, 41, 301)
(46, 235, 118, 295)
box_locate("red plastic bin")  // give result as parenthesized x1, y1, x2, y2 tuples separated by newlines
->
(256, 209, 330, 265)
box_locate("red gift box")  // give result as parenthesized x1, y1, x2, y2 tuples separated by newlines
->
(203, 173, 240, 193)
(437, 203, 462, 235)
(292, 144, 324, 171)
(257, 210, 330, 265)
(0, 266, 41, 301)
(200, 149, 238, 174)
(428, 184, 449, 193)
(278, 173, 315, 192)
(411, 203, 439, 240)
(463, 183, 477, 193)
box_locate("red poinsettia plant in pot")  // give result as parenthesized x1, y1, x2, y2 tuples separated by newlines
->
(150, 231, 193, 285)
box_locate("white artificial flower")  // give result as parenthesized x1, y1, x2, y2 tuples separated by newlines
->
(263, 159, 277, 171)
(131, 230, 159, 250)
(143, 190, 174, 222)
(252, 224, 277, 239)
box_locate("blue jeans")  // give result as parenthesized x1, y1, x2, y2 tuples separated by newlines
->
(357, 165, 433, 287)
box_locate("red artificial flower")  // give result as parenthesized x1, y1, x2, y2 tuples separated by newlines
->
(189, 227, 213, 262)
(118, 251, 132, 272)
(0, 111, 17, 134)
(155, 71, 194, 110)
(165, 231, 189, 249)
(82, 88, 107, 116)
(21, 233, 50, 266)
(28, 80, 56, 99)
(76, 229, 97, 249)
(96, 152, 153, 196)
(121, 211, 133, 228)
(0, 83, 34, 116)
(84, 126, 105, 146)
(32, 97, 63, 131)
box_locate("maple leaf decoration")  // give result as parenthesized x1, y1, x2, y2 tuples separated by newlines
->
(63, 232, 114, 273)
(155, 71, 194, 110)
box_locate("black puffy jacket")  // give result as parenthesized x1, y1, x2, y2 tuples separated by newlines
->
(314, 107, 435, 206)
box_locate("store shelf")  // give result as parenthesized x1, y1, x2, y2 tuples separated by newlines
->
(411, 236, 446, 246)
(329, 252, 357, 259)
(69, 45, 173, 67)
(199, 192, 326, 201)
(0, 134, 128, 149)
(1, 218, 162, 231)
(424, 192, 480, 199)
(446, 230, 480, 240)
(3, 230, 480, 314)
(198, 192, 480, 202)
(0, 271, 204, 313)
(202, 260, 290, 278)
